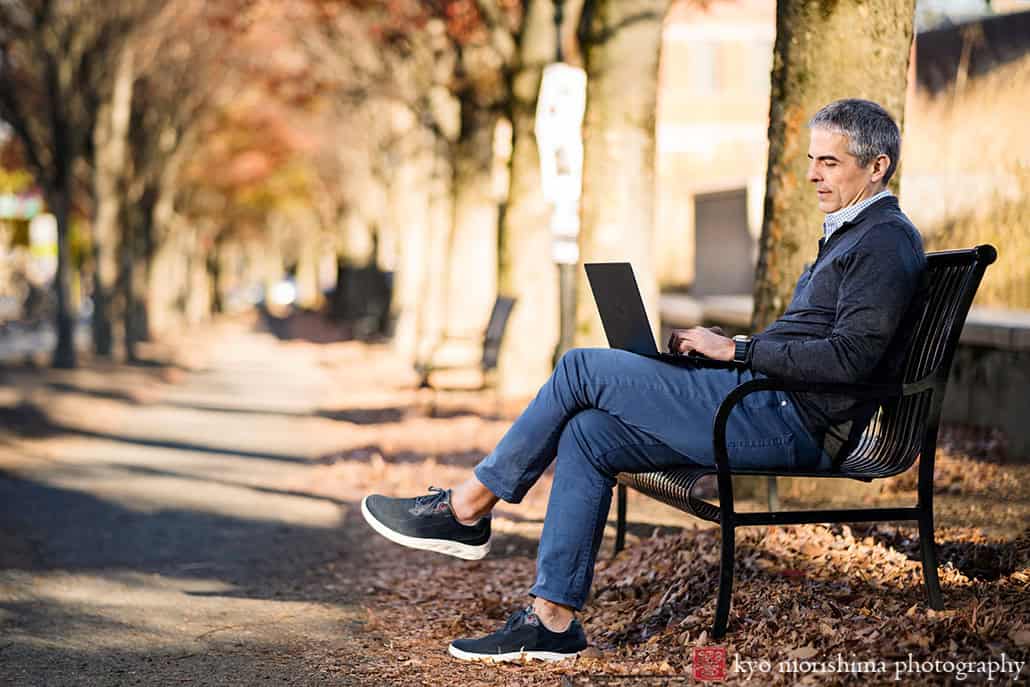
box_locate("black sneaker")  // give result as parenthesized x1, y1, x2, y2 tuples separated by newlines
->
(361, 487, 491, 560)
(449, 606, 588, 662)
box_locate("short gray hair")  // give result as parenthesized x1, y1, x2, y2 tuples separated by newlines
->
(808, 99, 901, 184)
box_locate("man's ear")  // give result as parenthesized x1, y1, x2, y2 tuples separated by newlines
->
(870, 154, 891, 183)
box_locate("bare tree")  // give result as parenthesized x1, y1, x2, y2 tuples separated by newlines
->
(495, 0, 578, 396)
(574, 0, 671, 348)
(116, 2, 251, 360)
(0, 0, 162, 367)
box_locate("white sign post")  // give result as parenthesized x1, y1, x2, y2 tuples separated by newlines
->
(534, 62, 587, 265)
(535, 61, 586, 361)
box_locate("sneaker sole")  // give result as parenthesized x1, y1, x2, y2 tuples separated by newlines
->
(448, 644, 581, 663)
(360, 495, 490, 561)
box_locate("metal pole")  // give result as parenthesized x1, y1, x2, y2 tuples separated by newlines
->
(556, 262, 575, 363)
(554, 0, 565, 63)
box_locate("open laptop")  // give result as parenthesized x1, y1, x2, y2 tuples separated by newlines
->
(584, 262, 735, 368)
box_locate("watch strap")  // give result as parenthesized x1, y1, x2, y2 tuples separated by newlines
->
(733, 336, 753, 366)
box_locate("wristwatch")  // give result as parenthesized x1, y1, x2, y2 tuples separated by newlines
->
(732, 335, 753, 366)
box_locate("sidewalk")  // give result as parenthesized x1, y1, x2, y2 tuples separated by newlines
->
(0, 319, 371, 686)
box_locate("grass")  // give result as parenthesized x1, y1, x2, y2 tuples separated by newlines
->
(902, 53, 1030, 309)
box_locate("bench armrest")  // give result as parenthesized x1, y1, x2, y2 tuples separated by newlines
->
(708, 374, 935, 519)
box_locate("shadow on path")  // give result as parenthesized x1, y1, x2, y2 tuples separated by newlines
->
(117, 463, 350, 507)
(315, 444, 488, 468)
(0, 470, 344, 597)
(0, 401, 313, 464)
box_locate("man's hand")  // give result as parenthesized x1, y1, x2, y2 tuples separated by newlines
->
(667, 326, 736, 362)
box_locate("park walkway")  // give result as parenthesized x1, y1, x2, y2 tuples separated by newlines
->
(0, 321, 378, 686)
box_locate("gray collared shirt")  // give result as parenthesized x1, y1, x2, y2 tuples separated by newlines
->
(823, 189, 893, 240)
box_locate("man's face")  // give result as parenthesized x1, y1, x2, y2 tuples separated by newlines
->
(806, 127, 883, 214)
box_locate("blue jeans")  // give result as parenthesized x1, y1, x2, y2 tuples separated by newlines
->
(473, 348, 824, 610)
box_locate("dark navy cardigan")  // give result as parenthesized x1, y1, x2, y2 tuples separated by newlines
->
(749, 195, 928, 462)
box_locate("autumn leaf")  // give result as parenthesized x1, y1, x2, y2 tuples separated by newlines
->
(789, 645, 819, 660)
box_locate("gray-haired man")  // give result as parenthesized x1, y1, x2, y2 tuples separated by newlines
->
(361, 99, 927, 662)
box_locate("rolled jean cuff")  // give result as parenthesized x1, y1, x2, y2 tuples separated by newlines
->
(473, 462, 522, 504)
(529, 585, 586, 612)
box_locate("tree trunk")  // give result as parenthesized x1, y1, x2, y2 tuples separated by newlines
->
(495, 0, 564, 397)
(413, 133, 457, 370)
(292, 209, 324, 310)
(119, 213, 137, 362)
(143, 130, 190, 338)
(443, 106, 501, 353)
(147, 223, 184, 337)
(122, 194, 157, 362)
(122, 244, 150, 363)
(389, 125, 436, 362)
(90, 44, 135, 358)
(575, 0, 670, 348)
(51, 188, 76, 369)
(208, 237, 224, 316)
(183, 225, 214, 326)
(752, 0, 915, 331)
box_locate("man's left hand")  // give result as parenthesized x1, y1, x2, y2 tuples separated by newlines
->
(667, 327, 736, 361)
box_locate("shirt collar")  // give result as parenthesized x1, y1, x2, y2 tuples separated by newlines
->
(823, 189, 893, 240)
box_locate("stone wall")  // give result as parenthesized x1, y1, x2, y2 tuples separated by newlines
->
(942, 308, 1030, 461)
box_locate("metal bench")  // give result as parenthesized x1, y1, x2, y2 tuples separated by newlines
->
(614, 244, 998, 639)
(415, 295, 517, 390)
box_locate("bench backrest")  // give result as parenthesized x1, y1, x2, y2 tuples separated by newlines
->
(841, 244, 997, 477)
(480, 296, 516, 373)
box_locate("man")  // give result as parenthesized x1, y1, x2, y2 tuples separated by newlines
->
(361, 99, 927, 662)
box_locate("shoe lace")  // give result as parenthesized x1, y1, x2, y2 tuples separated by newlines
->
(411, 486, 449, 515)
(503, 606, 536, 632)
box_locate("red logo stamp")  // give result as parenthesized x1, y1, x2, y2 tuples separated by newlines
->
(693, 646, 727, 682)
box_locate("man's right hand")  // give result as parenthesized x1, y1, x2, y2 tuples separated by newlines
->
(667, 326, 730, 359)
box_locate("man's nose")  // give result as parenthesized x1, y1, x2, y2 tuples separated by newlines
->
(807, 160, 820, 183)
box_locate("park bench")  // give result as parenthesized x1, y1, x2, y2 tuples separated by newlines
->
(415, 295, 516, 390)
(614, 244, 998, 639)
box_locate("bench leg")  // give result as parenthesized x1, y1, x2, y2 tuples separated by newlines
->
(614, 483, 627, 556)
(918, 506, 944, 610)
(712, 523, 735, 639)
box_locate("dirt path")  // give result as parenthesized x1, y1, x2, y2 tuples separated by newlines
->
(0, 322, 380, 686)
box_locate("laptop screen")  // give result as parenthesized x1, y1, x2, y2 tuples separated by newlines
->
(584, 262, 660, 357)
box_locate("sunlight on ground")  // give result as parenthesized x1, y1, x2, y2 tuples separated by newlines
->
(1, 570, 353, 653)
(1, 439, 343, 529)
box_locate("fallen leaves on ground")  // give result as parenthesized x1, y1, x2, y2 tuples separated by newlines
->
(299, 332, 1030, 686)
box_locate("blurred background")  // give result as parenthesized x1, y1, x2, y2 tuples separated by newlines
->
(1, 0, 1028, 453)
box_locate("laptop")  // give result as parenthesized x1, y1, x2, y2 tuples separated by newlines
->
(584, 262, 735, 368)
